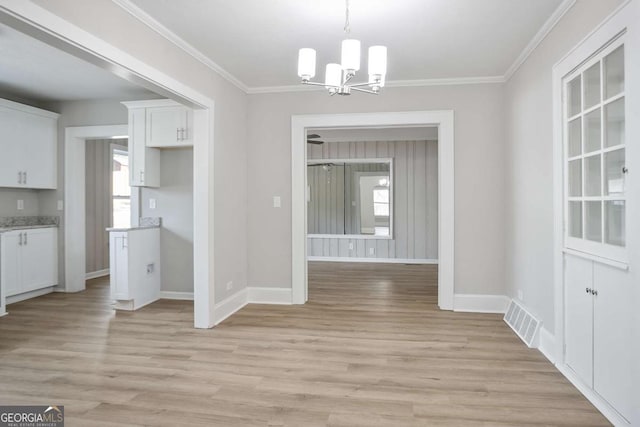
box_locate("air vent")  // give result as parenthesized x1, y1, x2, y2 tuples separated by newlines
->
(504, 300, 541, 347)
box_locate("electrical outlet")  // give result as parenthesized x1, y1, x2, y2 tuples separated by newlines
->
(273, 196, 281, 208)
(369, 247, 375, 255)
(149, 198, 157, 209)
(226, 281, 233, 291)
(348, 242, 354, 250)
(57, 200, 64, 211)
(17, 200, 24, 210)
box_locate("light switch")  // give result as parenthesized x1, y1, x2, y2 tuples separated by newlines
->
(149, 198, 157, 209)
(17, 200, 24, 210)
(273, 196, 281, 208)
(57, 200, 64, 211)
(369, 247, 375, 255)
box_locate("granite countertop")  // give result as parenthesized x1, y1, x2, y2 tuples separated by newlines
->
(0, 216, 59, 233)
(107, 217, 162, 232)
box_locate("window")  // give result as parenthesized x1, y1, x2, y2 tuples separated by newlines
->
(112, 147, 131, 229)
(373, 186, 390, 217)
(564, 41, 626, 261)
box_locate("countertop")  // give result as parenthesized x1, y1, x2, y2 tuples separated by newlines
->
(106, 225, 161, 232)
(0, 224, 59, 233)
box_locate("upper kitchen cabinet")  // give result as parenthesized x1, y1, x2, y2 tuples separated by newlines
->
(146, 104, 193, 147)
(0, 98, 59, 189)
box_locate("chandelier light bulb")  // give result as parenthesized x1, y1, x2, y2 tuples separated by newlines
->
(341, 39, 361, 73)
(297, 48, 316, 80)
(368, 46, 387, 81)
(325, 63, 342, 88)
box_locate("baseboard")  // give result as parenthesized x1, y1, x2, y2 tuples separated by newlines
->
(307, 257, 438, 265)
(159, 291, 194, 300)
(85, 269, 109, 280)
(557, 364, 630, 426)
(247, 287, 292, 305)
(213, 288, 248, 325)
(537, 326, 557, 364)
(453, 294, 510, 313)
(6, 287, 55, 305)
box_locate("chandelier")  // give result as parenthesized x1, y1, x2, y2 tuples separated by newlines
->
(297, 0, 387, 96)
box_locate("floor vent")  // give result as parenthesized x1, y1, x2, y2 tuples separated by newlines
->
(504, 300, 540, 347)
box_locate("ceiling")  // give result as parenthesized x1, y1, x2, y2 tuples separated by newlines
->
(0, 22, 156, 102)
(126, 0, 564, 90)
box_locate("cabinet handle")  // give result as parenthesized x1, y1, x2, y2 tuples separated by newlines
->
(177, 128, 180, 141)
(181, 128, 187, 141)
(586, 287, 590, 294)
(24, 171, 27, 184)
(18, 171, 22, 184)
(24, 232, 27, 245)
(593, 289, 598, 296)
(19, 233, 23, 246)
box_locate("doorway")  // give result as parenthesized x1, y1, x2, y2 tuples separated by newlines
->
(291, 111, 455, 309)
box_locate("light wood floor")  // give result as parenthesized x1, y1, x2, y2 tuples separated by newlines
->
(0, 262, 609, 426)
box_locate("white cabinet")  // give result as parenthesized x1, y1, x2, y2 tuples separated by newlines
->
(109, 227, 160, 310)
(564, 253, 632, 421)
(0, 228, 58, 298)
(122, 99, 193, 188)
(127, 107, 160, 187)
(146, 105, 192, 147)
(0, 99, 58, 189)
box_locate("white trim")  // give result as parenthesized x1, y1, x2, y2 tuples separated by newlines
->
(0, 97, 60, 118)
(307, 257, 437, 265)
(112, 0, 249, 93)
(562, 248, 629, 271)
(504, 0, 576, 80)
(86, 269, 110, 280)
(538, 326, 557, 364)
(453, 294, 510, 314)
(557, 365, 631, 426)
(64, 125, 128, 294)
(6, 287, 54, 305)
(213, 288, 248, 325)
(308, 234, 392, 240)
(292, 111, 454, 309)
(0, 1, 216, 329)
(159, 291, 194, 300)
(247, 287, 293, 305)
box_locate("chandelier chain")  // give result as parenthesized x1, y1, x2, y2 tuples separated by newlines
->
(344, 0, 350, 34)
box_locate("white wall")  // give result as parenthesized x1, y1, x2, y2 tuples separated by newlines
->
(504, 0, 624, 333)
(247, 84, 505, 294)
(0, 189, 39, 217)
(307, 139, 438, 260)
(141, 148, 194, 293)
(28, 0, 249, 302)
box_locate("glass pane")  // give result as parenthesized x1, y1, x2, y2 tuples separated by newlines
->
(604, 149, 625, 196)
(568, 118, 582, 157)
(568, 159, 582, 197)
(604, 45, 624, 98)
(584, 108, 601, 153)
(568, 201, 582, 238)
(584, 155, 601, 196)
(585, 201, 602, 242)
(373, 188, 389, 203)
(605, 200, 625, 247)
(583, 62, 601, 109)
(567, 75, 582, 116)
(605, 97, 625, 148)
(113, 198, 131, 229)
(373, 203, 389, 217)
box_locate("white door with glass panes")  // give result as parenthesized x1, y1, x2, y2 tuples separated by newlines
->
(562, 33, 633, 423)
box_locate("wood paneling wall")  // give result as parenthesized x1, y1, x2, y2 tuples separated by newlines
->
(307, 140, 438, 260)
(85, 139, 127, 274)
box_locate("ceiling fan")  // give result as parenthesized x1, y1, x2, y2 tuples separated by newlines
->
(306, 133, 325, 144)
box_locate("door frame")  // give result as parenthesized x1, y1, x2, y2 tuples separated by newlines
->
(0, 2, 216, 328)
(291, 111, 455, 309)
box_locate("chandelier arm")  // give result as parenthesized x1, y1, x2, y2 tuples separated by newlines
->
(302, 80, 331, 87)
(350, 86, 379, 95)
(347, 81, 377, 88)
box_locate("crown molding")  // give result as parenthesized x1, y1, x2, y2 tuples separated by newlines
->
(112, 0, 250, 93)
(503, 0, 576, 81)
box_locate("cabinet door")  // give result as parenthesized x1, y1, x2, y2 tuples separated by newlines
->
(20, 228, 58, 293)
(109, 233, 129, 300)
(23, 113, 57, 189)
(593, 263, 632, 420)
(1, 231, 22, 296)
(129, 109, 160, 188)
(564, 254, 593, 387)
(146, 106, 187, 147)
(0, 106, 25, 187)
